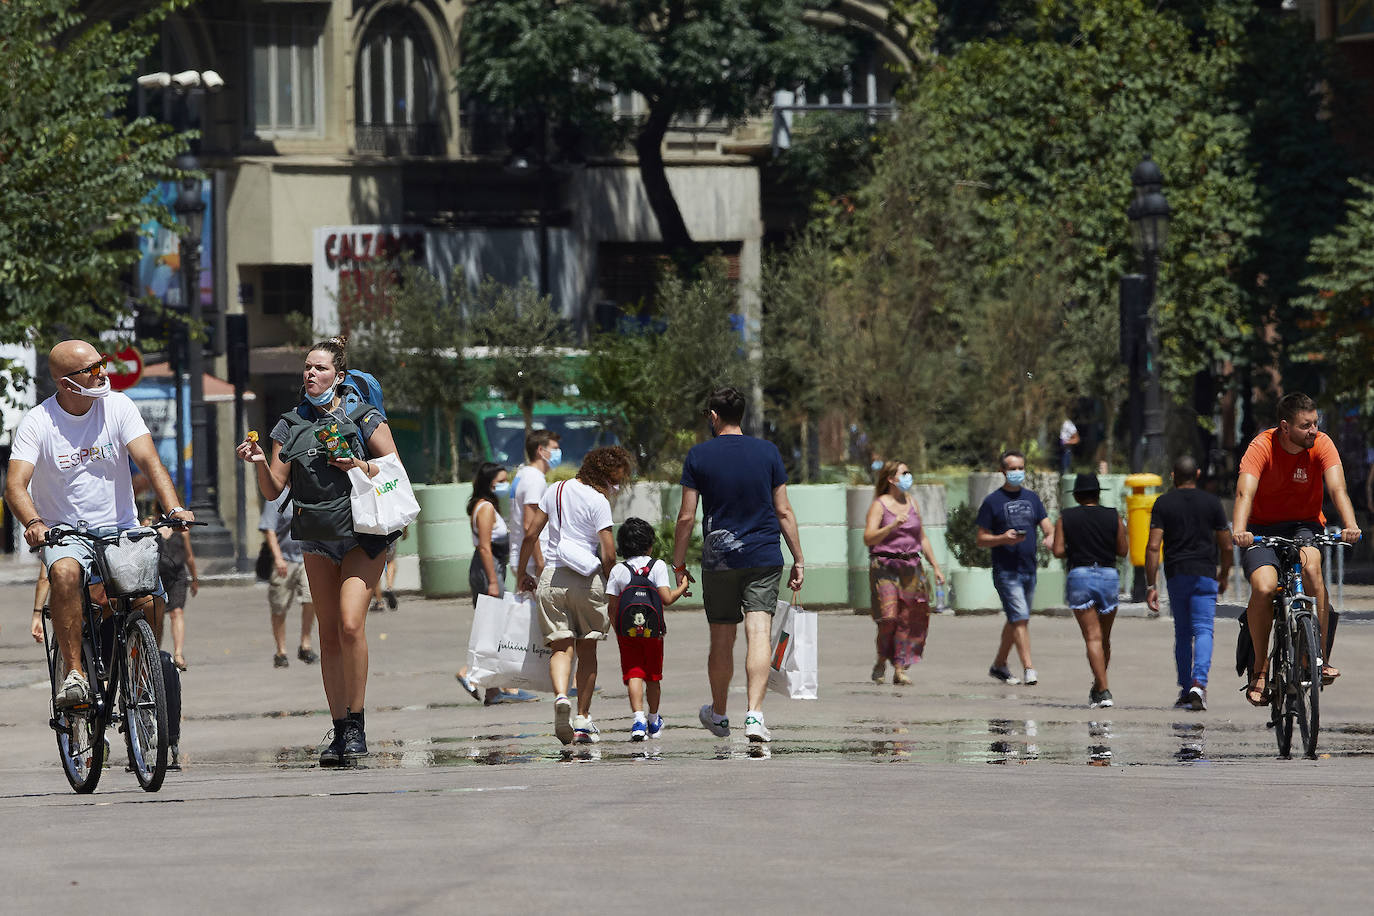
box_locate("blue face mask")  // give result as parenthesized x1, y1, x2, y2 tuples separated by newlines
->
(304, 383, 336, 407)
(896, 473, 914, 492)
(492, 481, 511, 498)
(547, 447, 563, 469)
(1005, 469, 1026, 487)
(871, 459, 884, 472)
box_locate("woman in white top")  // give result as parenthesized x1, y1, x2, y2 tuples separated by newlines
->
(518, 445, 633, 746)
(454, 462, 537, 705)
(467, 462, 511, 602)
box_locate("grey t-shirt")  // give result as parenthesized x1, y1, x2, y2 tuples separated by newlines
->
(258, 492, 302, 564)
(269, 404, 384, 455)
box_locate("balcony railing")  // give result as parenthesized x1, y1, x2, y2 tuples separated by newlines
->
(355, 122, 443, 157)
(771, 103, 898, 156)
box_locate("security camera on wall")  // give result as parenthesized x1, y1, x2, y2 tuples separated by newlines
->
(136, 72, 172, 90)
(170, 70, 203, 92)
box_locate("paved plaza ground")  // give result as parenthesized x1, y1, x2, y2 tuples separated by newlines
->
(2, 576, 1373, 913)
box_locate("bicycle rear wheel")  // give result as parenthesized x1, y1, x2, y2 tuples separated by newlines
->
(48, 635, 104, 793)
(1294, 613, 1322, 759)
(120, 616, 168, 791)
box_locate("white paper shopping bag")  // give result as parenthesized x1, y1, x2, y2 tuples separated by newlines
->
(465, 593, 561, 693)
(768, 596, 819, 700)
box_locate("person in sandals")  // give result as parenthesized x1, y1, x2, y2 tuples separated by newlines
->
(1232, 392, 1361, 706)
(863, 460, 944, 687)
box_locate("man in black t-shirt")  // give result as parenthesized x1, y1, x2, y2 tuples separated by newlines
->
(1145, 455, 1233, 711)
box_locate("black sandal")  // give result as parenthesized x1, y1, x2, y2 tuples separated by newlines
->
(1243, 671, 1270, 707)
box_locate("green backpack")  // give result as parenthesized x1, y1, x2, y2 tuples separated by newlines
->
(277, 404, 379, 541)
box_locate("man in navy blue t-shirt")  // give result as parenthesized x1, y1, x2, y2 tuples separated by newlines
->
(975, 450, 1054, 687)
(672, 387, 805, 745)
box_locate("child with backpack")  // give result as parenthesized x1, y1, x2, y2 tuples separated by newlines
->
(606, 517, 690, 741)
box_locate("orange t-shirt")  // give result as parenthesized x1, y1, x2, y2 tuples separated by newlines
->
(1238, 428, 1340, 526)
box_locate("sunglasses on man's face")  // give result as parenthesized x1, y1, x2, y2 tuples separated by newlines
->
(64, 357, 107, 378)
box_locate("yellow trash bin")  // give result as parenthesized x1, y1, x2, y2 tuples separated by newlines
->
(1124, 473, 1163, 567)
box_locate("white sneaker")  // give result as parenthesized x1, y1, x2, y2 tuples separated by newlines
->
(55, 670, 91, 709)
(553, 695, 574, 745)
(699, 703, 730, 738)
(1023, 668, 1039, 686)
(573, 715, 600, 744)
(744, 711, 771, 743)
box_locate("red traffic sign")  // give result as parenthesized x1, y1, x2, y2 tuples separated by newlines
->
(106, 346, 143, 391)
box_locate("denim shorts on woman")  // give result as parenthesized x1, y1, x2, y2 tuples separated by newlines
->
(1066, 565, 1120, 614)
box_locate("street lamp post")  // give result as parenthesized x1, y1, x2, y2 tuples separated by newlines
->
(1126, 156, 1171, 476)
(175, 154, 234, 565)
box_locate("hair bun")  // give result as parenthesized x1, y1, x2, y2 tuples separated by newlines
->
(331, 335, 348, 348)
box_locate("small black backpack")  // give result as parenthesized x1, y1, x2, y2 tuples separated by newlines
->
(616, 561, 666, 638)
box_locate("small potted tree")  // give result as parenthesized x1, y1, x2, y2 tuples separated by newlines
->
(944, 502, 999, 611)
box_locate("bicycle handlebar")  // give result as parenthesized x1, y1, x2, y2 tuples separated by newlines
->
(1251, 533, 1354, 549)
(36, 517, 207, 549)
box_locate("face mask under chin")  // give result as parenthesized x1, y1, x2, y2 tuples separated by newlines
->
(65, 377, 110, 399)
(304, 383, 337, 407)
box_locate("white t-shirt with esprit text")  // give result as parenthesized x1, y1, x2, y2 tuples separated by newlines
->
(537, 478, 612, 569)
(606, 556, 671, 596)
(9, 391, 151, 529)
(509, 464, 549, 574)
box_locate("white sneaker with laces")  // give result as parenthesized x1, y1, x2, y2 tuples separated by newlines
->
(55, 670, 91, 709)
(573, 715, 600, 744)
(1023, 668, 1038, 686)
(553, 695, 574, 745)
(744, 711, 771, 743)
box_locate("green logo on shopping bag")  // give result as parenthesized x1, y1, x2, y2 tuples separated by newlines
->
(374, 478, 399, 495)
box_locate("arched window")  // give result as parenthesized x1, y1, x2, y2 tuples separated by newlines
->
(355, 10, 443, 155)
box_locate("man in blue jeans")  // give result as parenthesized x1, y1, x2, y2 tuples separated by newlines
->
(1144, 454, 1233, 711)
(976, 451, 1054, 686)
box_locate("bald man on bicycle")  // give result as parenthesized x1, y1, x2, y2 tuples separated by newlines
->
(1232, 392, 1361, 706)
(4, 339, 193, 710)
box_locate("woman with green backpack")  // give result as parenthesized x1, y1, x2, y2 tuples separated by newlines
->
(236, 337, 401, 766)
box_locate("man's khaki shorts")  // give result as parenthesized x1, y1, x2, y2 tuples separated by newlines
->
(536, 564, 608, 643)
(268, 561, 308, 617)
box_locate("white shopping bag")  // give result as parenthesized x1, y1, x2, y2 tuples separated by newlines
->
(465, 593, 561, 693)
(768, 596, 819, 700)
(349, 453, 421, 535)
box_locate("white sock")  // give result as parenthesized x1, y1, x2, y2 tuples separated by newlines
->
(746, 709, 763, 720)
(633, 711, 647, 724)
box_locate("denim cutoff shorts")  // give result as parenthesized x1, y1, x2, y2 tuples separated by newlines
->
(992, 568, 1036, 623)
(1066, 565, 1120, 614)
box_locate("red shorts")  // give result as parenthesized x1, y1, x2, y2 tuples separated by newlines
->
(616, 634, 664, 682)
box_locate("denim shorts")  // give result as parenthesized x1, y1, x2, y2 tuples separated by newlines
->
(992, 568, 1036, 623)
(1066, 565, 1120, 614)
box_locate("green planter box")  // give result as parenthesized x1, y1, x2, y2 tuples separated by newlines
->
(951, 568, 999, 610)
(1031, 566, 1066, 611)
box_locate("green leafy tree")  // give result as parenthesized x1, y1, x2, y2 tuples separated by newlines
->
(466, 277, 570, 436)
(336, 263, 481, 483)
(871, 0, 1262, 461)
(0, 0, 192, 399)
(459, 0, 853, 251)
(1293, 178, 1374, 411)
(583, 256, 749, 473)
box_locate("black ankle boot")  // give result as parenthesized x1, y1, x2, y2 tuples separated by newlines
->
(320, 718, 347, 767)
(341, 710, 368, 759)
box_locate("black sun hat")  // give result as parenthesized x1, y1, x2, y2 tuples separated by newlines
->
(1071, 472, 1103, 495)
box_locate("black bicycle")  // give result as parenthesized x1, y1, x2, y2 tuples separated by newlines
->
(38, 518, 201, 793)
(1252, 533, 1349, 760)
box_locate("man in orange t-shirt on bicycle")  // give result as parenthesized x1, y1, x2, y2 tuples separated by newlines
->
(1232, 392, 1362, 706)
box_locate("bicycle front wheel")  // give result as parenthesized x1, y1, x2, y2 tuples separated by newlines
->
(1270, 618, 1294, 759)
(1294, 613, 1322, 759)
(121, 616, 168, 791)
(49, 636, 104, 793)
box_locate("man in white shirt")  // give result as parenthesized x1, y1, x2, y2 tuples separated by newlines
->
(508, 429, 561, 581)
(4, 339, 192, 708)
